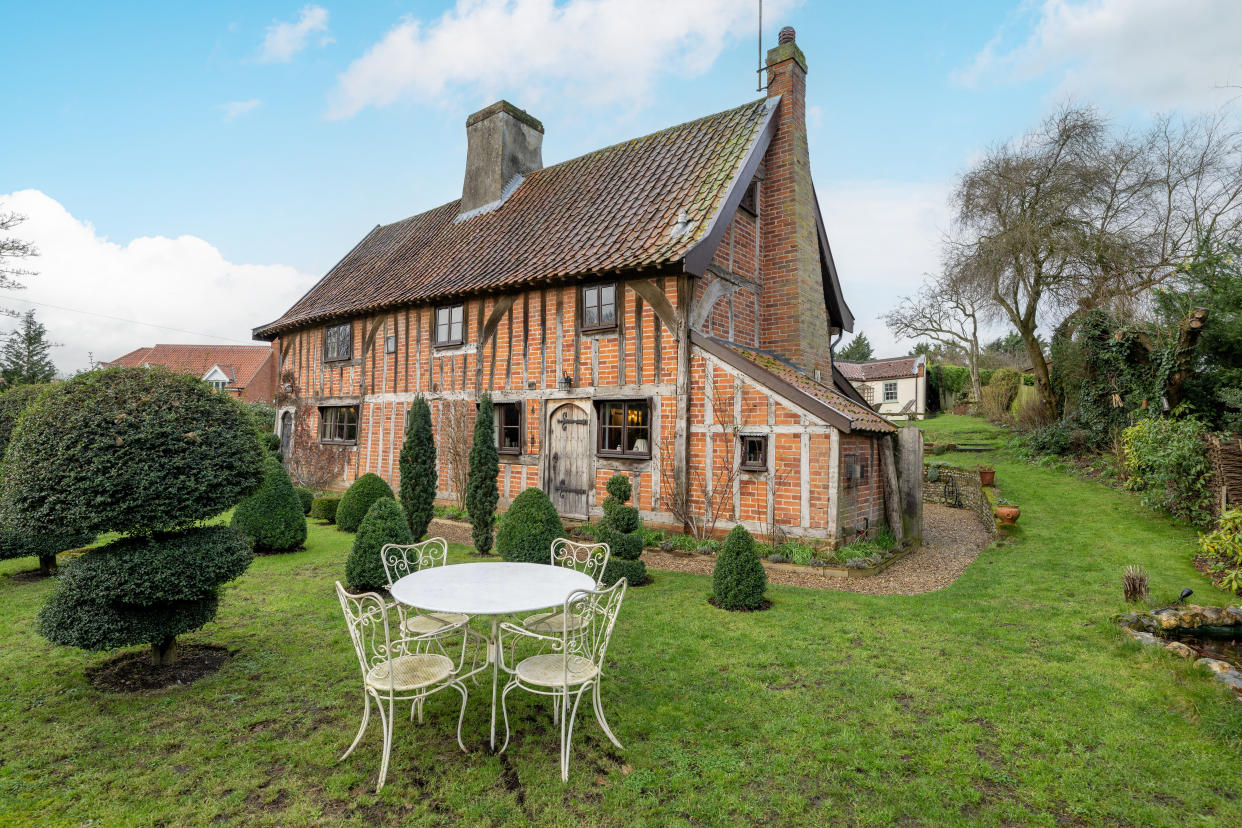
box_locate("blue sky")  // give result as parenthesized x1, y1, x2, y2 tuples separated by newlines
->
(3, 0, 1240, 371)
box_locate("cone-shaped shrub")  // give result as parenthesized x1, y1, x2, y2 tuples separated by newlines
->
(231, 455, 307, 553)
(3, 367, 264, 665)
(336, 473, 395, 533)
(466, 394, 499, 554)
(597, 473, 645, 585)
(0, 526, 95, 577)
(496, 487, 563, 564)
(294, 487, 314, 515)
(310, 495, 340, 524)
(345, 497, 412, 592)
(400, 396, 436, 539)
(712, 525, 767, 610)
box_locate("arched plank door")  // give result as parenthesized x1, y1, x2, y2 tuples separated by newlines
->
(546, 402, 590, 519)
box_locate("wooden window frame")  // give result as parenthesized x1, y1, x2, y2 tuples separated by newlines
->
(739, 434, 768, 472)
(579, 282, 618, 333)
(322, 322, 353, 362)
(595, 398, 651, 459)
(496, 401, 522, 456)
(318, 405, 359, 445)
(883, 381, 899, 403)
(433, 303, 466, 348)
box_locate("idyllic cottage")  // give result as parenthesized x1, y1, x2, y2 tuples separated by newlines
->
(102, 344, 278, 402)
(255, 28, 912, 544)
(837, 355, 928, 420)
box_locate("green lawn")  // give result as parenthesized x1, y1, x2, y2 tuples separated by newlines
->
(1, 417, 1240, 825)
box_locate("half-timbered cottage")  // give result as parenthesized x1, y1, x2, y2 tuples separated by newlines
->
(255, 28, 905, 544)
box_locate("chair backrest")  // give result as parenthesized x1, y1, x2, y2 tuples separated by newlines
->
(562, 578, 627, 672)
(335, 581, 396, 682)
(380, 537, 450, 587)
(550, 537, 610, 586)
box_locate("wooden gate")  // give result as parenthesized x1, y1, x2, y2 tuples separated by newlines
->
(547, 402, 590, 518)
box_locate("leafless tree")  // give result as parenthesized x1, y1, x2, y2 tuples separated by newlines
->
(0, 209, 36, 289)
(438, 399, 473, 509)
(285, 404, 347, 491)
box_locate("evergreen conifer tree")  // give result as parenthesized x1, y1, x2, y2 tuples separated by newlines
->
(465, 393, 499, 554)
(0, 310, 56, 386)
(400, 396, 436, 539)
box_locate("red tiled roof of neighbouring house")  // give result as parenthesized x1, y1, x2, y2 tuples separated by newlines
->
(836, 356, 922, 381)
(253, 98, 778, 339)
(693, 334, 895, 434)
(101, 344, 273, 390)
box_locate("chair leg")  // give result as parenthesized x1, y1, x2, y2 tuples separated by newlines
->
(498, 680, 518, 755)
(562, 685, 589, 782)
(340, 692, 371, 762)
(592, 681, 623, 750)
(376, 697, 394, 793)
(551, 693, 559, 726)
(452, 680, 469, 753)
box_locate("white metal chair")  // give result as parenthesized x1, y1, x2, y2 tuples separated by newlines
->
(520, 538, 610, 635)
(334, 582, 468, 792)
(381, 539, 473, 655)
(498, 578, 628, 781)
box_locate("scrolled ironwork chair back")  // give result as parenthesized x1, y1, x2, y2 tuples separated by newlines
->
(335, 582, 398, 685)
(550, 537, 610, 586)
(380, 538, 450, 587)
(561, 578, 627, 669)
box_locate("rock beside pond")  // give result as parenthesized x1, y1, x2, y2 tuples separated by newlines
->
(1164, 641, 1197, 659)
(1125, 628, 1160, 646)
(1215, 671, 1242, 693)
(1195, 658, 1233, 674)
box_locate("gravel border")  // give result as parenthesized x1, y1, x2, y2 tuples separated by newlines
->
(641, 503, 992, 596)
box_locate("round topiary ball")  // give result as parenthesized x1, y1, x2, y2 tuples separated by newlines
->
(345, 497, 412, 592)
(601, 557, 646, 587)
(1, 367, 265, 536)
(231, 455, 308, 553)
(712, 525, 767, 610)
(294, 486, 314, 515)
(336, 473, 396, 533)
(496, 487, 564, 564)
(604, 473, 631, 505)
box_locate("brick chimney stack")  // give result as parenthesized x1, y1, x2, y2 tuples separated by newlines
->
(460, 101, 544, 215)
(758, 26, 833, 378)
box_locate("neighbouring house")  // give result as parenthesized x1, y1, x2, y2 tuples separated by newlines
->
(837, 355, 927, 420)
(254, 27, 914, 543)
(101, 344, 278, 402)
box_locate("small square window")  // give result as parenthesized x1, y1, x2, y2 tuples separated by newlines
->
(740, 435, 767, 471)
(435, 304, 465, 347)
(581, 283, 617, 331)
(323, 323, 352, 361)
(318, 405, 358, 444)
(496, 402, 522, 455)
(597, 400, 650, 458)
(883, 381, 898, 402)
(385, 333, 397, 354)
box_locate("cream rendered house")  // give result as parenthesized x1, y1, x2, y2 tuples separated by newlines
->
(836, 355, 926, 420)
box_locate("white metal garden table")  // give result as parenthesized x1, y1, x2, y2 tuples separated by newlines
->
(389, 561, 595, 750)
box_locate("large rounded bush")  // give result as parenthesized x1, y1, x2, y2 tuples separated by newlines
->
(712, 525, 767, 610)
(310, 495, 340, 524)
(0, 526, 95, 576)
(37, 526, 252, 652)
(496, 487, 563, 564)
(345, 497, 412, 592)
(336, 473, 396, 533)
(231, 455, 307, 553)
(0, 383, 49, 458)
(2, 367, 265, 535)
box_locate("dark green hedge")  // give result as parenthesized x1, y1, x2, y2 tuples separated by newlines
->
(294, 487, 314, 515)
(345, 497, 412, 592)
(1, 367, 264, 536)
(231, 455, 307, 553)
(496, 487, 563, 564)
(712, 525, 767, 610)
(400, 396, 436, 539)
(336, 473, 395, 533)
(0, 383, 49, 458)
(310, 495, 340, 523)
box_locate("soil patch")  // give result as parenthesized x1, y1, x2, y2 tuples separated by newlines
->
(707, 597, 773, 612)
(87, 644, 231, 692)
(6, 568, 54, 583)
(428, 517, 475, 547)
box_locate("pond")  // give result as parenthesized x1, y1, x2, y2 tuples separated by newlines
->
(1168, 628, 1242, 670)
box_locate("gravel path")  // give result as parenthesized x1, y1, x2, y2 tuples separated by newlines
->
(429, 518, 477, 548)
(641, 503, 992, 596)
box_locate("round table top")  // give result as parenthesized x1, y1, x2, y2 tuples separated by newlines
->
(390, 562, 596, 616)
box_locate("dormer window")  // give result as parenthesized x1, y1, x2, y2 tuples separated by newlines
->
(201, 365, 232, 393)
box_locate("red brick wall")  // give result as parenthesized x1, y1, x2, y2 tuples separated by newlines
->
(837, 432, 883, 539)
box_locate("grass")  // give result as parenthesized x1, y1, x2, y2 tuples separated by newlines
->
(1, 420, 1241, 825)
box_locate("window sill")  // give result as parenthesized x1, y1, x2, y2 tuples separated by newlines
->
(319, 439, 357, 446)
(739, 465, 767, 473)
(579, 325, 618, 335)
(597, 451, 651, 461)
(433, 341, 464, 349)
(323, 356, 354, 364)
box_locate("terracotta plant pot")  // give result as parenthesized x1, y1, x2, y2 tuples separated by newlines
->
(995, 504, 1020, 525)
(978, 468, 995, 486)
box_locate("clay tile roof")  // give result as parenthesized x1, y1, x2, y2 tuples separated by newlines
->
(694, 335, 895, 434)
(100, 344, 273, 390)
(836, 356, 921, 381)
(254, 97, 776, 339)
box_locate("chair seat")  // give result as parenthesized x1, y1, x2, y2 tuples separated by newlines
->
(365, 653, 454, 693)
(514, 653, 599, 687)
(402, 612, 470, 635)
(522, 610, 587, 635)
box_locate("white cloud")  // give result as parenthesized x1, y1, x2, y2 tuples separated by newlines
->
(259, 4, 331, 63)
(0, 190, 315, 375)
(958, 0, 1242, 110)
(220, 98, 262, 121)
(327, 0, 795, 119)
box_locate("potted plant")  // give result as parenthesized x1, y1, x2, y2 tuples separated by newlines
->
(978, 465, 995, 486)
(995, 498, 1020, 525)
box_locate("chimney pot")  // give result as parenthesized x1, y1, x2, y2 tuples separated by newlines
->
(778, 26, 795, 44)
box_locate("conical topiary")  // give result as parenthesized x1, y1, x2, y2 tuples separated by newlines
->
(336, 473, 396, 533)
(712, 525, 767, 610)
(465, 394, 499, 554)
(345, 497, 413, 592)
(231, 454, 308, 553)
(400, 396, 436, 539)
(597, 473, 646, 586)
(496, 487, 564, 564)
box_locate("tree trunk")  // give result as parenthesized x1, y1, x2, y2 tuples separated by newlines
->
(967, 344, 982, 405)
(150, 638, 178, 667)
(1164, 307, 1209, 410)
(38, 554, 57, 577)
(1020, 331, 1057, 419)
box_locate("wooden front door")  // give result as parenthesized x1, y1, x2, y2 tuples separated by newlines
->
(547, 402, 590, 518)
